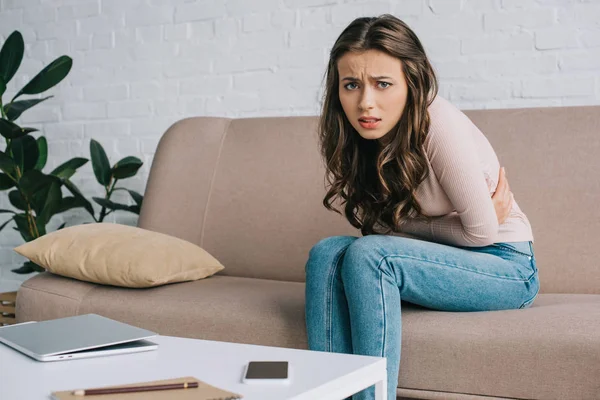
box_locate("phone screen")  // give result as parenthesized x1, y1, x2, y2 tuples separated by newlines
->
(245, 361, 289, 379)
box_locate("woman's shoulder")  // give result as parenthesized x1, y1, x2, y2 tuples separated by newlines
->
(429, 94, 483, 136)
(427, 94, 462, 119)
(424, 94, 481, 154)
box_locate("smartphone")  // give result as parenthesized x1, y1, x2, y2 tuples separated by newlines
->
(242, 361, 291, 384)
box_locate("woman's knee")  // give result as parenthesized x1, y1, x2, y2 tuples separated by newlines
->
(344, 235, 388, 259)
(342, 234, 395, 275)
(308, 236, 357, 258)
(306, 236, 357, 275)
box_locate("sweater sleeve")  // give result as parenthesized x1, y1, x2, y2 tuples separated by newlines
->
(398, 103, 499, 247)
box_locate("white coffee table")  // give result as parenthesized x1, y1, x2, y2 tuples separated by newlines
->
(0, 334, 387, 400)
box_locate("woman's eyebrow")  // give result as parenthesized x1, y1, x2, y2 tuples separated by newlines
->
(341, 75, 394, 81)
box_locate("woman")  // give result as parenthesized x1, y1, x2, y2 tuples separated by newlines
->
(305, 14, 539, 400)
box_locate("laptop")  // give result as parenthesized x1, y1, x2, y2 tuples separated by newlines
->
(0, 313, 158, 362)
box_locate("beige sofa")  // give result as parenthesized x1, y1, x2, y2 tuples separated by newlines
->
(16, 105, 600, 399)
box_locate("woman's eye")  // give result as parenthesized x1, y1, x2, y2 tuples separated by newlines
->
(343, 82, 391, 90)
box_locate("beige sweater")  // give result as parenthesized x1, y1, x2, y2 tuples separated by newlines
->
(396, 95, 534, 247)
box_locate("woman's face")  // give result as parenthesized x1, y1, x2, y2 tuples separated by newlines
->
(337, 49, 409, 145)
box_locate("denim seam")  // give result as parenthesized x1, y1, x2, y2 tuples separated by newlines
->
(377, 254, 535, 282)
(490, 244, 533, 258)
(379, 267, 387, 359)
(519, 291, 539, 309)
(490, 244, 538, 277)
(326, 247, 346, 353)
(519, 281, 541, 309)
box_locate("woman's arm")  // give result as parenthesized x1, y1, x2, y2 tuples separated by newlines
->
(398, 104, 499, 247)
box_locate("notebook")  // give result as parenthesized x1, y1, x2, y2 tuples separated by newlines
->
(51, 376, 243, 400)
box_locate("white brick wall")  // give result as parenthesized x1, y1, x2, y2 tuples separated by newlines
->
(0, 0, 599, 285)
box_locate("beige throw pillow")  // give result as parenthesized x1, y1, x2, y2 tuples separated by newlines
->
(14, 223, 224, 288)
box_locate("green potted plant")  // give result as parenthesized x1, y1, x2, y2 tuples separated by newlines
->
(0, 31, 144, 274)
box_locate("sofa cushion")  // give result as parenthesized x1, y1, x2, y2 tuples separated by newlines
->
(14, 223, 224, 288)
(17, 272, 307, 349)
(17, 273, 600, 399)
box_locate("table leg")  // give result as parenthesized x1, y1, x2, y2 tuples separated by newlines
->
(374, 376, 387, 400)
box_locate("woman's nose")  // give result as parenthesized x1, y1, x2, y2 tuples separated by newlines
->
(359, 88, 375, 110)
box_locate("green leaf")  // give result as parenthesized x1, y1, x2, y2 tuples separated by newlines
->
(13, 55, 72, 100)
(50, 157, 87, 180)
(55, 196, 78, 213)
(111, 156, 143, 180)
(37, 181, 61, 226)
(0, 151, 16, 175)
(32, 261, 45, 272)
(55, 196, 89, 214)
(29, 177, 60, 217)
(13, 213, 33, 242)
(34, 136, 47, 170)
(8, 190, 27, 210)
(92, 197, 137, 213)
(11, 134, 39, 173)
(127, 189, 143, 207)
(63, 178, 85, 198)
(19, 169, 54, 199)
(0, 31, 24, 85)
(0, 173, 15, 190)
(92, 197, 118, 209)
(11, 264, 34, 274)
(11, 261, 44, 274)
(0, 216, 14, 232)
(90, 139, 111, 186)
(63, 179, 95, 219)
(0, 77, 5, 98)
(56, 168, 76, 180)
(35, 217, 46, 236)
(4, 96, 53, 121)
(0, 209, 16, 214)
(0, 118, 38, 139)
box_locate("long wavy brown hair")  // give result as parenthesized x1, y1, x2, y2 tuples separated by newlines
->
(319, 14, 438, 236)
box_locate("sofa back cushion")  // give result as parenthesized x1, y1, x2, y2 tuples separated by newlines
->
(139, 116, 357, 284)
(138, 106, 600, 294)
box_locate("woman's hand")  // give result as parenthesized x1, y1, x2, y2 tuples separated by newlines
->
(491, 167, 513, 225)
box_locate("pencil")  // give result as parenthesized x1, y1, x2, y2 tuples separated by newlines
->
(72, 381, 199, 396)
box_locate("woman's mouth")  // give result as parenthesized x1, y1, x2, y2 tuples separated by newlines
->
(358, 118, 381, 129)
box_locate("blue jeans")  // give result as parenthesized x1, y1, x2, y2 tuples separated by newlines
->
(304, 235, 539, 400)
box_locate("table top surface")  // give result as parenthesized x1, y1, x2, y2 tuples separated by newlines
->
(0, 334, 386, 400)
